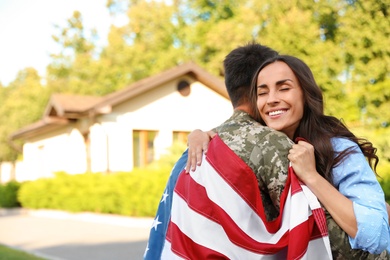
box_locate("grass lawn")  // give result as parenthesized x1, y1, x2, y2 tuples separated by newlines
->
(0, 244, 47, 260)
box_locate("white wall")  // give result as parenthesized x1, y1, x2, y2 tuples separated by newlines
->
(0, 162, 14, 183)
(99, 78, 232, 172)
(0, 161, 28, 183)
(20, 125, 88, 180)
(115, 80, 232, 131)
(65, 129, 88, 174)
(89, 123, 109, 173)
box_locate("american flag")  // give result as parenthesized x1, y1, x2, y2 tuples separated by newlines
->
(145, 136, 332, 259)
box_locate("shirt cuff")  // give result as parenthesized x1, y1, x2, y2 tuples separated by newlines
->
(348, 202, 389, 254)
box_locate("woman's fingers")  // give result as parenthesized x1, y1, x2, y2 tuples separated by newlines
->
(288, 141, 317, 182)
(185, 129, 210, 173)
(185, 145, 205, 173)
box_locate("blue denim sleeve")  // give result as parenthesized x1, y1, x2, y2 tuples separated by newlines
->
(331, 138, 390, 254)
(143, 149, 188, 259)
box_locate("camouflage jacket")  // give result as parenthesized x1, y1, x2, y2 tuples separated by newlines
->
(215, 110, 293, 221)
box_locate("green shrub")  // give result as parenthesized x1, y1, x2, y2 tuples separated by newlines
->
(18, 167, 170, 217)
(116, 166, 171, 216)
(0, 181, 21, 208)
(17, 145, 185, 216)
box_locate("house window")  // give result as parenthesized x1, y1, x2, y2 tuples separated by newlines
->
(173, 131, 190, 146)
(133, 130, 157, 168)
(177, 80, 191, 97)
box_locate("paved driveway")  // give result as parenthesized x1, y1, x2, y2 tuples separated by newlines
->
(0, 209, 153, 260)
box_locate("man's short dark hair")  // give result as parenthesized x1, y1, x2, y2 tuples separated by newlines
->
(223, 42, 278, 107)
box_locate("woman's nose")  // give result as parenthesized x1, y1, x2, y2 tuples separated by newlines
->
(266, 91, 280, 105)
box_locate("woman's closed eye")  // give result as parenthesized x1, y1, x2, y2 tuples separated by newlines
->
(280, 87, 291, 92)
(257, 86, 268, 96)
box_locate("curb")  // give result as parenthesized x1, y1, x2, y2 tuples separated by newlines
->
(0, 208, 153, 229)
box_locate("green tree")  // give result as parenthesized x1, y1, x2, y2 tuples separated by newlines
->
(333, 1, 390, 175)
(338, 0, 390, 128)
(47, 11, 101, 95)
(0, 68, 49, 161)
(101, 0, 190, 86)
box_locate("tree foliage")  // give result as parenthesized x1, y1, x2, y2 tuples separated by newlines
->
(0, 68, 49, 160)
(1, 0, 389, 173)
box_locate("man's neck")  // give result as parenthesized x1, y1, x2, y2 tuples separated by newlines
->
(234, 104, 251, 115)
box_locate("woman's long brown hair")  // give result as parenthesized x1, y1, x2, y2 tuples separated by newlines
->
(250, 55, 379, 183)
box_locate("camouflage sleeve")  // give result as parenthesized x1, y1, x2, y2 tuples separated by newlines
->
(257, 131, 292, 211)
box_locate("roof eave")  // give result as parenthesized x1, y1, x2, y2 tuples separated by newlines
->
(10, 117, 70, 140)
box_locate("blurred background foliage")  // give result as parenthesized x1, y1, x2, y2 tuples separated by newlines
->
(16, 167, 171, 217)
(0, 1, 389, 182)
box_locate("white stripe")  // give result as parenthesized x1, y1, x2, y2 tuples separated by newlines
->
(288, 190, 312, 228)
(304, 237, 333, 260)
(301, 184, 322, 210)
(161, 240, 184, 260)
(300, 181, 333, 259)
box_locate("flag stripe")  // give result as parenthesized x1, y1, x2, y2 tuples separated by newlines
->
(166, 221, 229, 259)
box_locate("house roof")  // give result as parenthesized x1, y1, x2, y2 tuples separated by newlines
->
(10, 62, 227, 141)
(44, 94, 103, 118)
(88, 61, 228, 114)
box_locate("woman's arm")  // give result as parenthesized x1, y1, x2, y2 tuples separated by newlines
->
(288, 141, 358, 237)
(185, 129, 216, 173)
(289, 139, 390, 254)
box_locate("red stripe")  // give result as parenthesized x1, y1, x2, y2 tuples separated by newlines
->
(287, 215, 314, 259)
(166, 221, 228, 259)
(312, 208, 329, 237)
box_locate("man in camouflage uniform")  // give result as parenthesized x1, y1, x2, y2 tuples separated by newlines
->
(213, 109, 292, 222)
(210, 43, 293, 221)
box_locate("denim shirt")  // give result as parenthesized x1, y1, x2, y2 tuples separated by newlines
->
(331, 137, 390, 254)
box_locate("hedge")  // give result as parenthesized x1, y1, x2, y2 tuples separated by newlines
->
(0, 181, 21, 208)
(17, 165, 171, 217)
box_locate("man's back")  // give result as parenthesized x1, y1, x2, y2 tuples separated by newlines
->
(215, 110, 293, 221)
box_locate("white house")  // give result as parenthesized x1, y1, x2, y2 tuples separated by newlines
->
(7, 62, 232, 182)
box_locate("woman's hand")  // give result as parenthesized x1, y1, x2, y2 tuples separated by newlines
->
(287, 140, 318, 183)
(185, 129, 216, 173)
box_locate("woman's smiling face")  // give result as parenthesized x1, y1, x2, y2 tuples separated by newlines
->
(256, 61, 304, 139)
